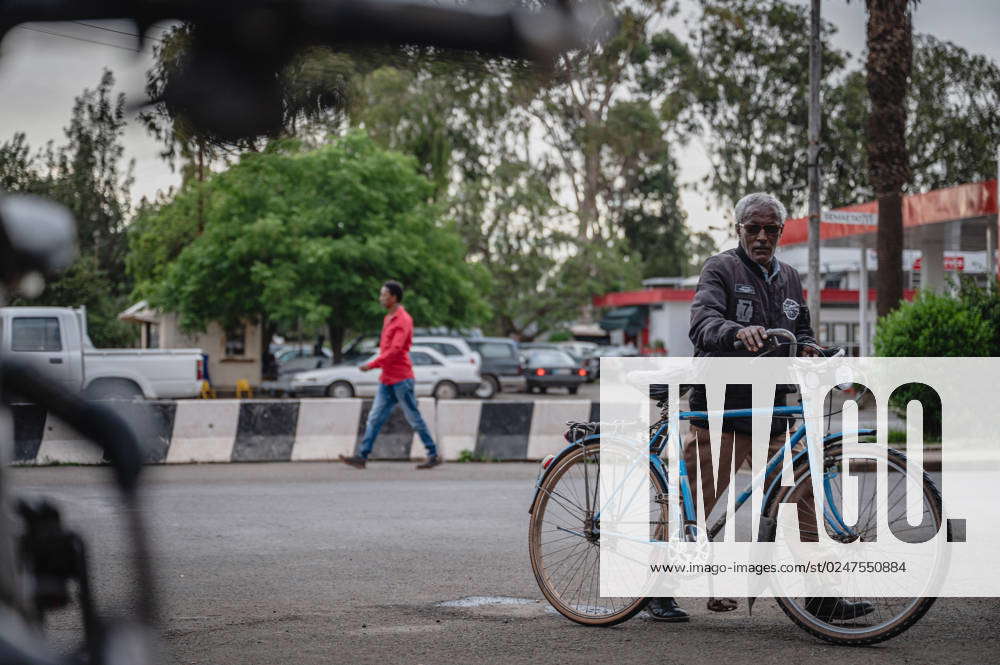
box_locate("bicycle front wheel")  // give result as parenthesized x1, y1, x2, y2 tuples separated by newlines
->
(528, 440, 667, 627)
(770, 443, 943, 645)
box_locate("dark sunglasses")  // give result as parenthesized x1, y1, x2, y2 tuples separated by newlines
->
(741, 223, 783, 237)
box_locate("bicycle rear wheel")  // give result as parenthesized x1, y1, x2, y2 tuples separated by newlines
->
(529, 440, 667, 626)
(770, 442, 943, 645)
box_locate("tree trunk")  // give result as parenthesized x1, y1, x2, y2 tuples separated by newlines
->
(580, 150, 600, 240)
(196, 138, 206, 233)
(866, 0, 913, 318)
(875, 191, 905, 315)
(327, 322, 345, 364)
(259, 316, 277, 381)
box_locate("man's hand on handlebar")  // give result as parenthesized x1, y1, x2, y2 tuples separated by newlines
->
(735, 325, 768, 352)
(734, 327, 823, 357)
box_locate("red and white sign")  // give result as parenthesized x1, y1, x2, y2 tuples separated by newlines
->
(912, 256, 965, 271)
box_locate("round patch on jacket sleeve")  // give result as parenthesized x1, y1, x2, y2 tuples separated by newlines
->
(782, 298, 801, 320)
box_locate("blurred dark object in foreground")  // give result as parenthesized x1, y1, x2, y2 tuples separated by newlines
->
(0, 0, 614, 140)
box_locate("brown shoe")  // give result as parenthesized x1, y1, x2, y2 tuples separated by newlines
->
(339, 454, 367, 469)
(415, 455, 442, 469)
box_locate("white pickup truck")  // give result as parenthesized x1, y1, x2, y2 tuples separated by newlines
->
(0, 306, 203, 399)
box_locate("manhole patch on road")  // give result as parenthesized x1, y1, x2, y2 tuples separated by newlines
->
(437, 596, 539, 608)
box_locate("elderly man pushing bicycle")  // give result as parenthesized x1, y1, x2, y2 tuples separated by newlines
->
(647, 193, 874, 624)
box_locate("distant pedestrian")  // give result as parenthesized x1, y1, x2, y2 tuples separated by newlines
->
(339, 281, 441, 470)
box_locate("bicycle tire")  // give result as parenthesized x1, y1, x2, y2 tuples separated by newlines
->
(768, 442, 942, 645)
(528, 440, 667, 626)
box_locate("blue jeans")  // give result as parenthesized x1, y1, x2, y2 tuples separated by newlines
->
(357, 378, 437, 459)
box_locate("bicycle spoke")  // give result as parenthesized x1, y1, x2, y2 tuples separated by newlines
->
(530, 442, 657, 625)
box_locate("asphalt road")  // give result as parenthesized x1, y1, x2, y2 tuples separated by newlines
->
(8, 463, 996, 665)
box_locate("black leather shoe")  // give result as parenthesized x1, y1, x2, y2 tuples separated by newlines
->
(416, 455, 442, 469)
(804, 597, 875, 622)
(647, 597, 690, 622)
(339, 454, 367, 469)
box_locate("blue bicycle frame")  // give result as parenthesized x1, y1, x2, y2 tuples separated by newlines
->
(532, 403, 876, 543)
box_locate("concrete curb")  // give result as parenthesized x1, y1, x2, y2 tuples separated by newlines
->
(7, 398, 589, 465)
(5, 398, 945, 469)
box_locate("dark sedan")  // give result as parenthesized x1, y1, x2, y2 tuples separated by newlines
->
(522, 349, 587, 394)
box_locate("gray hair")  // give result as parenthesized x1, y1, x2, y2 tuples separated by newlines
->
(734, 192, 787, 227)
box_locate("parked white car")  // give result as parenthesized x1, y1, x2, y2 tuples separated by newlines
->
(413, 335, 481, 370)
(342, 334, 481, 369)
(289, 346, 480, 399)
(0, 306, 203, 399)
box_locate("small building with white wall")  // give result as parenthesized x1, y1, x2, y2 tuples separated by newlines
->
(118, 301, 263, 392)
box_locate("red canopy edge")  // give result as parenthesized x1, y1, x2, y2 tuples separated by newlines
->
(593, 288, 915, 307)
(780, 180, 998, 246)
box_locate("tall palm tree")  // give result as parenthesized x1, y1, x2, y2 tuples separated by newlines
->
(866, 0, 914, 317)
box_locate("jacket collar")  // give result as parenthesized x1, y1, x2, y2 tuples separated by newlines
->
(735, 245, 780, 284)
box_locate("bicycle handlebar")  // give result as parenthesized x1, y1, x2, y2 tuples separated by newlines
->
(733, 327, 798, 356)
(733, 329, 845, 359)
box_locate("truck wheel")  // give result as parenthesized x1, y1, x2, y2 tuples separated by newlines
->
(568, 386, 579, 395)
(326, 381, 355, 398)
(433, 381, 459, 400)
(85, 379, 143, 401)
(474, 375, 499, 399)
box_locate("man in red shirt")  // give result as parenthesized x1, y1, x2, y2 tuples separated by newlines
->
(339, 280, 441, 469)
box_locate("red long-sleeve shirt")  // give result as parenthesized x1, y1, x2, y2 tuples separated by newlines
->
(367, 306, 415, 385)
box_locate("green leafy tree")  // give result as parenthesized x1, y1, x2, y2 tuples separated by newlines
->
(351, 3, 700, 330)
(693, 1, 998, 217)
(130, 133, 490, 361)
(140, 24, 361, 185)
(141, 5, 704, 337)
(41, 69, 135, 277)
(691, 0, 849, 214)
(0, 133, 40, 192)
(823, 34, 1000, 208)
(906, 35, 1000, 190)
(524, 0, 698, 243)
(1, 71, 136, 347)
(620, 153, 717, 277)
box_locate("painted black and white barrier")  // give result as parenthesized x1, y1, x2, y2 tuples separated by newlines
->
(6, 399, 601, 465)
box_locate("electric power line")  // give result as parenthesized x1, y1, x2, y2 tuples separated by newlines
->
(70, 21, 166, 43)
(14, 25, 140, 52)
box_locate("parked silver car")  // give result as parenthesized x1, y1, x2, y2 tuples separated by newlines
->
(290, 346, 480, 399)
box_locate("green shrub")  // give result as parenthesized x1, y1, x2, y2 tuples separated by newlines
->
(958, 279, 1000, 356)
(547, 330, 572, 342)
(874, 291, 992, 358)
(874, 290, 992, 436)
(888, 428, 941, 445)
(887, 429, 907, 444)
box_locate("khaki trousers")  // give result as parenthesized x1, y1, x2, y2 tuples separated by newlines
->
(682, 423, 818, 540)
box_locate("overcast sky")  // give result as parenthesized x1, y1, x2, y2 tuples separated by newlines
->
(0, 1, 996, 246)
